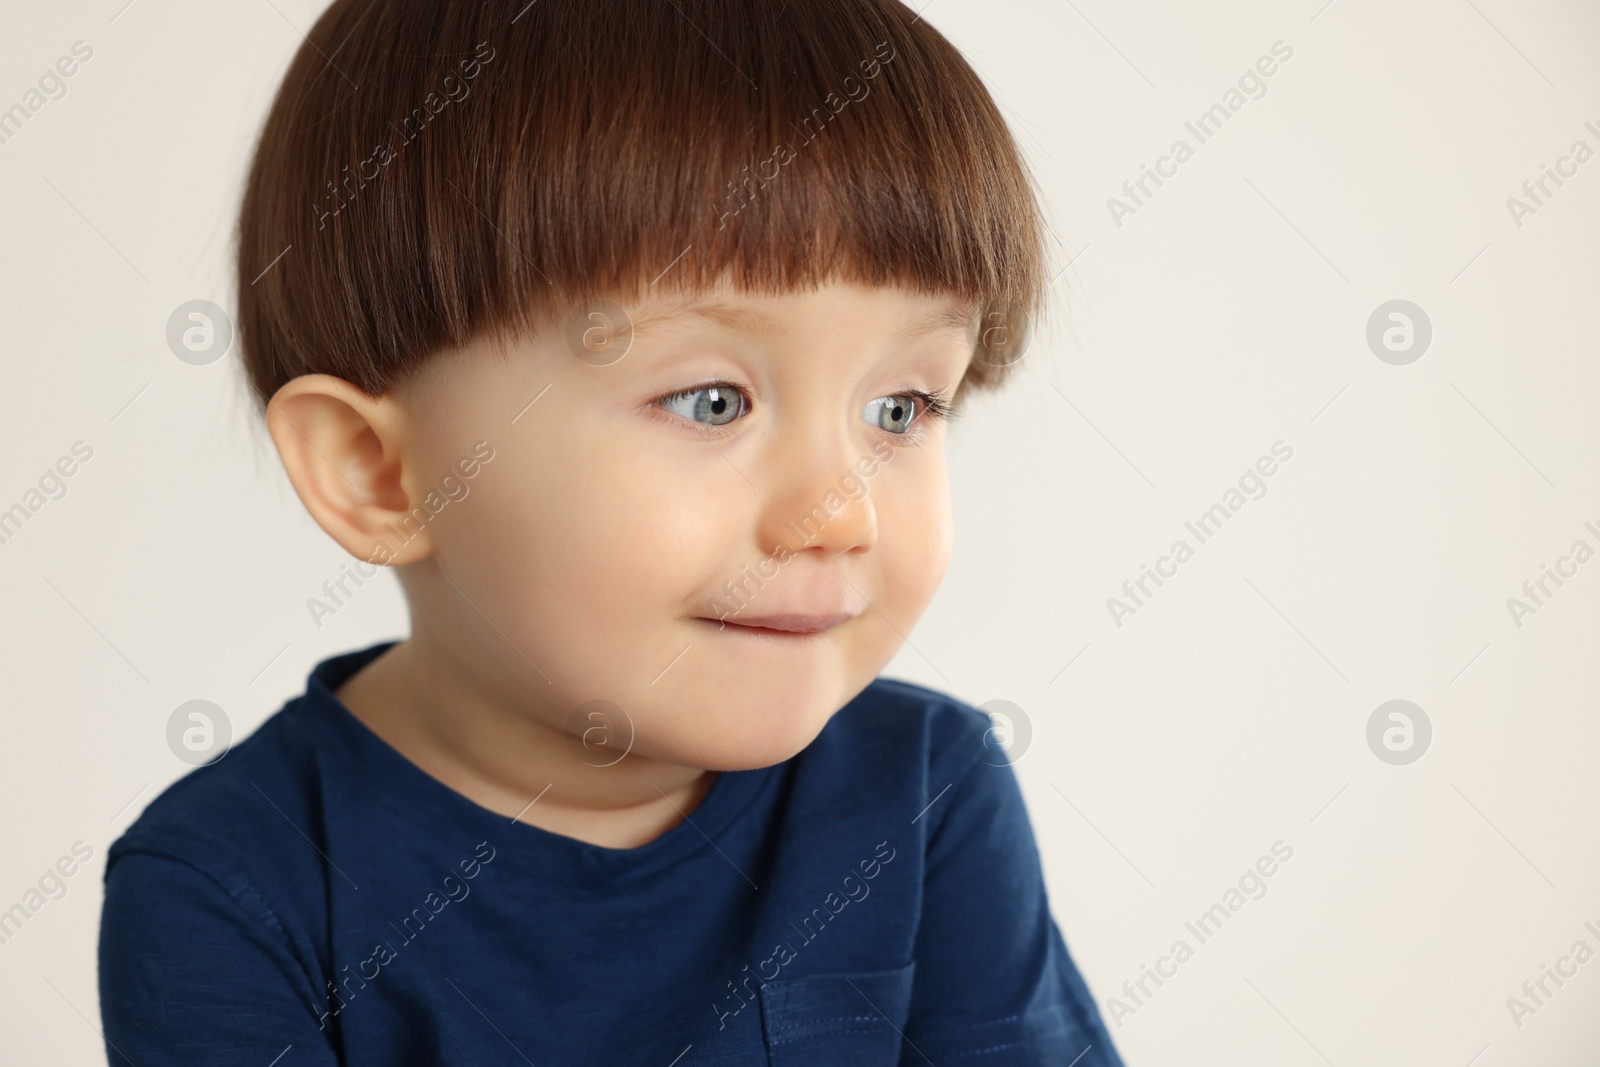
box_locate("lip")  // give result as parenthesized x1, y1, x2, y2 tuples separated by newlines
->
(694, 612, 856, 635)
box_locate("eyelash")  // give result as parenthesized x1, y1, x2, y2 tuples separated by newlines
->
(648, 381, 958, 447)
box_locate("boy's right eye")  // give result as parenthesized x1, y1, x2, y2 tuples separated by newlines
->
(655, 383, 750, 428)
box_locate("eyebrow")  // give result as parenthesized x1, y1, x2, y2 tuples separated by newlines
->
(891, 301, 980, 343)
(630, 300, 781, 338)
(629, 297, 977, 341)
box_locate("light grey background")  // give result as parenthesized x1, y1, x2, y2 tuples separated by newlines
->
(2, 0, 1597, 1063)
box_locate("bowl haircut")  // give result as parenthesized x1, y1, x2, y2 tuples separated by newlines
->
(235, 0, 1050, 408)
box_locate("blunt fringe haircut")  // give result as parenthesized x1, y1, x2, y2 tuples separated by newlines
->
(236, 0, 1051, 407)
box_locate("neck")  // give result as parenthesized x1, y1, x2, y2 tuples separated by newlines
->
(334, 632, 717, 849)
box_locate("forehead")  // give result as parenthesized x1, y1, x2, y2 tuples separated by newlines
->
(626, 285, 979, 343)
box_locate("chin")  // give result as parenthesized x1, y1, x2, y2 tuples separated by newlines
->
(651, 701, 837, 772)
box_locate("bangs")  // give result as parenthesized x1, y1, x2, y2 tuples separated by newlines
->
(236, 0, 1048, 404)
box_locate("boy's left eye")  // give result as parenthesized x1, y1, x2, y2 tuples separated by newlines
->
(862, 394, 923, 434)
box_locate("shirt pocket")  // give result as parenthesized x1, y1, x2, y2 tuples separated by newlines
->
(757, 960, 916, 1066)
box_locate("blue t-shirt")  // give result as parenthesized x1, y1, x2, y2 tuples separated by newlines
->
(99, 642, 1125, 1066)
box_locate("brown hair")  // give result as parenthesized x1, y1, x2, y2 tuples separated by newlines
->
(235, 0, 1050, 407)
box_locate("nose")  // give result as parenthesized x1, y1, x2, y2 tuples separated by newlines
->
(756, 424, 879, 559)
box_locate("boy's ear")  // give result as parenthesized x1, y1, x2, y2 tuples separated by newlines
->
(265, 374, 433, 565)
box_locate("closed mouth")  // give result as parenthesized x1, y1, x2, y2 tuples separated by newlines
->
(692, 613, 853, 636)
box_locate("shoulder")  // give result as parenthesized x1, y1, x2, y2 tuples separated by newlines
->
(809, 675, 1000, 795)
(105, 694, 326, 897)
(846, 675, 996, 746)
(98, 694, 345, 1052)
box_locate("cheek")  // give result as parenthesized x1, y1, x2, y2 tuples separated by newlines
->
(445, 435, 736, 643)
(878, 455, 954, 609)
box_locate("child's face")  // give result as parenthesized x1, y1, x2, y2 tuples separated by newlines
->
(392, 278, 979, 771)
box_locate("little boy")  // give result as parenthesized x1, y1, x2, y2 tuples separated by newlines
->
(98, 0, 1127, 1063)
